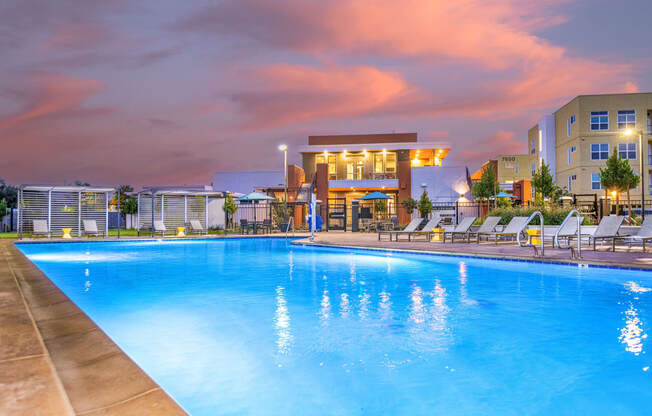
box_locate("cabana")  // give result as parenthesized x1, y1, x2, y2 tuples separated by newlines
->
(18, 185, 115, 239)
(137, 187, 225, 237)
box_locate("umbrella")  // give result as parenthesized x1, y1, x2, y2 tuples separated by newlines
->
(237, 192, 276, 231)
(495, 191, 516, 198)
(359, 191, 391, 200)
(360, 191, 391, 220)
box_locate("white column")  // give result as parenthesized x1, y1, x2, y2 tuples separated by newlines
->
(204, 195, 208, 234)
(105, 192, 109, 236)
(47, 190, 52, 235)
(184, 195, 188, 223)
(78, 191, 82, 237)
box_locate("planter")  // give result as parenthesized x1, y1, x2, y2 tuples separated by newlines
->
(280, 223, 291, 232)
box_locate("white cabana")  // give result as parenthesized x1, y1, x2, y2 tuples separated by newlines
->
(18, 185, 115, 239)
(137, 187, 226, 236)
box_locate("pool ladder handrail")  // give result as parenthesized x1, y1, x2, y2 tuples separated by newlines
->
(554, 209, 582, 259)
(517, 211, 544, 257)
(285, 216, 295, 238)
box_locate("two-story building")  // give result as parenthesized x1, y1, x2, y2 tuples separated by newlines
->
(299, 132, 466, 226)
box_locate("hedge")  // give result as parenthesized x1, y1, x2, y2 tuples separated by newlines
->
(484, 206, 594, 226)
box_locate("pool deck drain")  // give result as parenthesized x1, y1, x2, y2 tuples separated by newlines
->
(0, 240, 187, 415)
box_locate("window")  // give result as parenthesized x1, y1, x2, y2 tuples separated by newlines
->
(648, 111, 651, 135)
(567, 115, 576, 136)
(567, 176, 572, 192)
(530, 139, 536, 155)
(346, 159, 364, 180)
(374, 153, 384, 173)
(590, 111, 609, 131)
(649, 173, 652, 196)
(514, 165, 519, 174)
(617, 110, 636, 130)
(591, 173, 602, 190)
(531, 163, 536, 175)
(385, 152, 397, 175)
(591, 143, 608, 160)
(618, 143, 637, 160)
(567, 146, 576, 164)
(316, 154, 337, 179)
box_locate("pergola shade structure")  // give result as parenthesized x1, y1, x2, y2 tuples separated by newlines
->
(18, 185, 115, 238)
(137, 187, 225, 236)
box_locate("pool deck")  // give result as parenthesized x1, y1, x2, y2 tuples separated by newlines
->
(298, 232, 652, 270)
(0, 239, 187, 415)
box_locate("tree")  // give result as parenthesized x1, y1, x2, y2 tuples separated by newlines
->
(0, 179, 17, 209)
(373, 199, 388, 220)
(621, 162, 641, 221)
(0, 199, 7, 219)
(122, 197, 138, 215)
(471, 166, 499, 212)
(531, 162, 555, 205)
(418, 190, 433, 219)
(600, 150, 627, 214)
(110, 185, 134, 214)
(223, 194, 238, 228)
(401, 197, 417, 216)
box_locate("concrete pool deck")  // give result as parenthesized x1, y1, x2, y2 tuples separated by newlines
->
(2, 232, 649, 414)
(297, 232, 652, 270)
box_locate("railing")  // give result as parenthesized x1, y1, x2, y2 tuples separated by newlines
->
(285, 216, 294, 238)
(554, 209, 582, 259)
(517, 211, 544, 257)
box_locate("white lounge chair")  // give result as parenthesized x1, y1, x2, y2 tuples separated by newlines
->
(589, 215, 625, 251)
(468, 216, 501, 243)
(32, 219, 50, 238)
(188, 219, 205, 235)
(614, 217, 652, 252)
(478, 216, 528, 244)
(378, 218, 422, 241)
(399, 213, 443, 242)
(82, 219, 103, 237)
(153, 220, 173, 236)
(443, 216, 478, 243)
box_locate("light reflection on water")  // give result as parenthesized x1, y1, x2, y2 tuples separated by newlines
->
(274, 286, 292, 355)
(620, 281, 650, 356)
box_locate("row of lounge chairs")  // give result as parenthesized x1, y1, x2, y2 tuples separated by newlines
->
(378, 214, 652, 252)
(28, 219, 206, 238)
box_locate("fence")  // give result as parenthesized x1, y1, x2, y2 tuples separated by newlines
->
(229, 201, 308, 230)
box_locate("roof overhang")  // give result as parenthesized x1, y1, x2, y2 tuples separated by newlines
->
(21, 184, 116, 193)
(298, 141, 451, 153)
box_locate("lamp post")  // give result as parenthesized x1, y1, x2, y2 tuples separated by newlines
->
(624, 129, 645, 219)
(278, 144, 288, 215)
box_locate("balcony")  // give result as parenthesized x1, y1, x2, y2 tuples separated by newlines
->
(329, 176, 398, 190)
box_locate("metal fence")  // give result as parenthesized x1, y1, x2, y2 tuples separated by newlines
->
(137, 189, 222, 234)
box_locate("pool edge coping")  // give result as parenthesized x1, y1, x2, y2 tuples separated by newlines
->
(291, 239, 652, 271)
(3, 240, 189, 415)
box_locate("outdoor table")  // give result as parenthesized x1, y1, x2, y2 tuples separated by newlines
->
(61, 227, 72, 239)
(430, 227, 445, 242)
(176, 227, 186, 237)
(526, 229, 541, 245)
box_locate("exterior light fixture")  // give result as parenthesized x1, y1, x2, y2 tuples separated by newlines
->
(278, 144, 287, 151)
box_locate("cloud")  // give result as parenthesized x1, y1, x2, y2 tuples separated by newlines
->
(223, 64, 414, 128)
(0, 73, 105, 131)
(457, 130, 524, 162)
(41, 23, 111, 50)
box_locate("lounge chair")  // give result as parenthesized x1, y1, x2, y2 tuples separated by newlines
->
(378, 218, 422, 241)
(153, 220, 173, 236)
(467, 216, 501, 243)
(398, 214, 443, 242)
(82, 219, 104, 237)
(477, 216, 528, 244)
(443, 216, 477, 243)
(553, 216, 586, 247)
(32, 219, 50, 238)
(613, 217, 652, 252)
(588, 215, 625, 251)
(240, 219, 250, 235)
(188, 219, 205, 235)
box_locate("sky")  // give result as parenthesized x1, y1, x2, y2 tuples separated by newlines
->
(1, 0, 651, 188)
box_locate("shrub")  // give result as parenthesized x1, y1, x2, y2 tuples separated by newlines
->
(487, 206, 589, 226)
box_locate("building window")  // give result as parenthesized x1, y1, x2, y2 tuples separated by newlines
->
(567, 146, 576, 164)
(514, 165, 519, 174)
(590, 111, 609, 131)
(374, 153, 384, 173)
(649, 173, 652, 196)
(530, 139, 536, 155)
(618, 143, 637, 160)
(386, 152, 397, 175)
(316, 154, 337, 179)
(591, 143, 609, 160)
(346, 159, 364, 180)
(617, 110, 636, 130)
(531, 163, 536, 175)
(567, 115, 576, 136)
(591, 173, 602, 190)
(568, 176, 572, 192)
(648, 111, 651, 135)
(648, 145, 652, 165)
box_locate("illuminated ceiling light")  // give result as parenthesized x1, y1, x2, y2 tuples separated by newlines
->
(382, 149, 387, 155)
(624, 129, 633, 136)
(323, 150, 328, 157)
(363, 149, 368, 158)
(278, 144, 287, 151)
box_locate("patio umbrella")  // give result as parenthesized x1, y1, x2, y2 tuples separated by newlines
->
(490, 191, 516, 199)
(360, 191, 391, 220)
(237, 192, 275, 226)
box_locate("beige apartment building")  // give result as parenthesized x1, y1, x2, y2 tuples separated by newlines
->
(471, 154, 531, 188)
(528, 93, 652, 198)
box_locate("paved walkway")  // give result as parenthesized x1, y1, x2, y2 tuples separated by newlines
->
(303, 232, 652, 269)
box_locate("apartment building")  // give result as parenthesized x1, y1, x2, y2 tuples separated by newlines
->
(528, 93, 652, 197)
(472, 154, 532, 188)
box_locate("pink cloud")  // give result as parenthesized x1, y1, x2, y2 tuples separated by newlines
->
(0, 73, 104, 131)
(41, 23, 110, 50)
(224, 64, 414, 128)
(457, 130, 524, 162)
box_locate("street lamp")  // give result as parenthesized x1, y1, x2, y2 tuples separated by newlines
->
(624, 129, 645, 219)
(278, 144, 288, 208)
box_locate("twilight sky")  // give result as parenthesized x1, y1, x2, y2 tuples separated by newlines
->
(1, 0, 651, 188)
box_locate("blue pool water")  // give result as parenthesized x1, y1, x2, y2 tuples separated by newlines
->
(17, 239, 652, 415)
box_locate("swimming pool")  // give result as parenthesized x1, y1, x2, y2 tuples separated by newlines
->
(17, 238, 652, 415)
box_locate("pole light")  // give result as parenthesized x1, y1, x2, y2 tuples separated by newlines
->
(278, 144, 288, 220)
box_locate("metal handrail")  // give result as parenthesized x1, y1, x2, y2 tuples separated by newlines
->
(285, 216, 294, 238)
(554, 209, 582, 259)
(517, 211, 544, 257)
